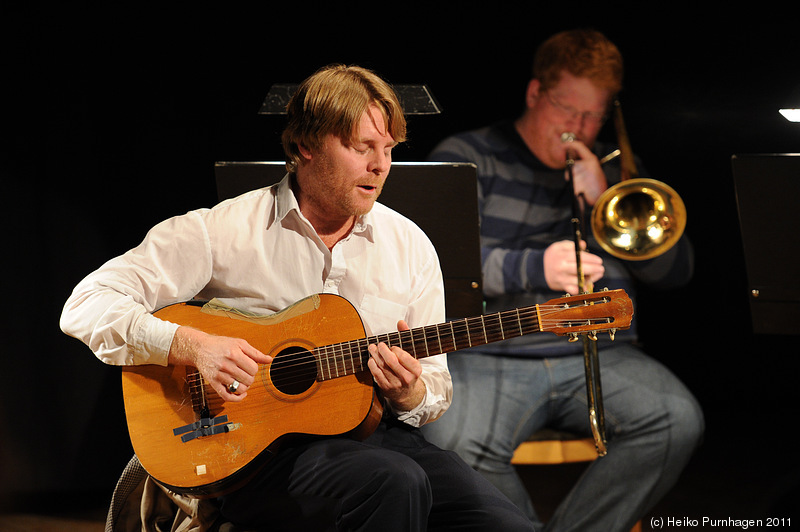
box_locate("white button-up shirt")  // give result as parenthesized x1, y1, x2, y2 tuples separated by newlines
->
(61, 174, 451, 426)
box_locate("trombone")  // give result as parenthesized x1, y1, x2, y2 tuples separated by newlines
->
(592, 101, 687, 261)
(563, 100, 688, 455)
(564, 133, 608, 456)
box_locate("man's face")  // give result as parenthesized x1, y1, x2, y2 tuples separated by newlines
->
(297, 104, 397, 224)
(523, 71, 611, 168)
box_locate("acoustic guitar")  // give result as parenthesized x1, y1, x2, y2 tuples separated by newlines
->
(122, 290, 632, 497)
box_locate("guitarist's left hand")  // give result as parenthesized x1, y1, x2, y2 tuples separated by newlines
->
(367, 320, 426, 412)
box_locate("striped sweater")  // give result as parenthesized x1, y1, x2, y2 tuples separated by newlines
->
(428, 120, 693, 356)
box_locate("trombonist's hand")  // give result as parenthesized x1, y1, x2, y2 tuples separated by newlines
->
(564, 139, 607, 205)
(544, 240, 605, 295)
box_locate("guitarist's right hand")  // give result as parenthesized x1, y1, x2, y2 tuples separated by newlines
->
(168, 326, 272, 402)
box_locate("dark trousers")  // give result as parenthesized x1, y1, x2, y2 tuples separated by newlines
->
(217, 419, 535, 531)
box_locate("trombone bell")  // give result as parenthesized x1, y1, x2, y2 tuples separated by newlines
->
(591, 178, 687, 261)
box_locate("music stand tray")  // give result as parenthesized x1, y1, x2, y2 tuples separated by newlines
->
(732, 153, 800, 335)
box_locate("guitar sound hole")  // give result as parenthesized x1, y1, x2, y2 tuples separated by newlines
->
(270, 345, 318, 395)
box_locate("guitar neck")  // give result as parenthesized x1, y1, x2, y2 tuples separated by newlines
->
(314, 306, 540, 381)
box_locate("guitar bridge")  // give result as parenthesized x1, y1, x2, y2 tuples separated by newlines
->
(172, 415, 240, 442)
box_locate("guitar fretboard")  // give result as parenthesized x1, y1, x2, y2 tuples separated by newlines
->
(313, 306, 541, 381)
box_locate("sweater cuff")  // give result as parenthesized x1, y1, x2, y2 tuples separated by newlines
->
(526, 248, 549, 292)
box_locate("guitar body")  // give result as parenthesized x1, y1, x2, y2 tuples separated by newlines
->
(122, 294, 382, 497)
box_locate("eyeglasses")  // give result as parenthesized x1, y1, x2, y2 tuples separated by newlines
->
(544, 91, 608, 125)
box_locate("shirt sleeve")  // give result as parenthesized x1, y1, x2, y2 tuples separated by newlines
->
(60, 210, 214, 366)
(384, 230, 452, 428)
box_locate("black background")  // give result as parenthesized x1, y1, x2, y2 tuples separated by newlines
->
(3, 3, 799, 520)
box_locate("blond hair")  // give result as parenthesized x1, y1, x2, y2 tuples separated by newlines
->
(282, 64, 407, 172)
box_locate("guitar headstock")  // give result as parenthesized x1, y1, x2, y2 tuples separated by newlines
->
(539, 289, 633, 339)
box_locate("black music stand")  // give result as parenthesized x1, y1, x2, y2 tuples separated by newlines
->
(214, 161, 483, 319)
(732, 153, 800, 335)
(258, 84, 442, 115)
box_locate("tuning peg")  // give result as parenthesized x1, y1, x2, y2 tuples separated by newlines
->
(608, 329, 617, 341)
(588, 331, 598, 341)
(568, 333, 579, 342)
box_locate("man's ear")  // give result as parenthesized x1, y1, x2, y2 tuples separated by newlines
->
(525, 79, 542, 108)
(298, 143, 313, 161)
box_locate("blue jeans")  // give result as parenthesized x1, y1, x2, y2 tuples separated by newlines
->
(420, 343, 704, 531)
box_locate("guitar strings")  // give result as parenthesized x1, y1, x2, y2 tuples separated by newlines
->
(259, 304, 606, 388)
(260, 307, 546, 390)
(189, 302, 611, 396)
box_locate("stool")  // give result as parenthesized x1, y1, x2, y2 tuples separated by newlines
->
(511, 430, 642, 532)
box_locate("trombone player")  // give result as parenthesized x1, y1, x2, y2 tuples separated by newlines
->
(420, 29, 704, 531)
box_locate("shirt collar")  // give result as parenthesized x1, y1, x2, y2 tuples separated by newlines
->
(274, 172, 375, 242)
(354, 210, 375, 242)
(274, 173, 299, 223)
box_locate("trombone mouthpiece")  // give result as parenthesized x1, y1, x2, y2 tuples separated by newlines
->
(562, 132, 577, 167)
